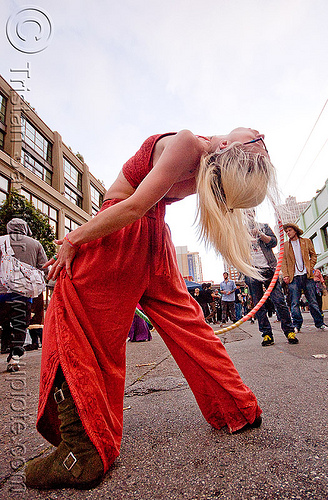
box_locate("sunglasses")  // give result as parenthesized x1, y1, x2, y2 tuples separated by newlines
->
(243, 137, 268, 153)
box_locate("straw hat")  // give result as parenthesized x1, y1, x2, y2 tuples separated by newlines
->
(283, 223, 303, 236)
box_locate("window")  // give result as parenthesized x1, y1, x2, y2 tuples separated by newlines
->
(64, 185, 82, 208)
(0, 129, 4, 150)
(63, 157, 83, 207)
(310, 233, 321, 255)
(0, 93, 6, 124)
(65, 216, 81, 235)
(321, 223, 328, 251)
(0, 173, 9, 205)
(21, 116, 53, 185)
(63, 158, 82, 190)
(0, 93, 6, 150)
(21, 189, 58, 236)
(90, 183, 103, 215)
(21, 115, 52, 163)
(21, 149, 52, 185)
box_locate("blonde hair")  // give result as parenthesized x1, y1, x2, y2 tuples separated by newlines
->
(196, 143, 276, 279)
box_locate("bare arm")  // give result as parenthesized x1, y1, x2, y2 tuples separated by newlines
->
(71, 130, 201, 244)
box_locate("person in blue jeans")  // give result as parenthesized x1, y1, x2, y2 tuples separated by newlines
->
(234, 287, 243, 321)
(281, 223, 326, 333)
(219, 272, 236, 325)
(244, 210, 297, 347)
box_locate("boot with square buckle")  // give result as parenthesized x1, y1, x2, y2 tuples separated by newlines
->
(54, 388, 65, 404)
(26, 380, 104, 489)
(63, 451, 77, 471)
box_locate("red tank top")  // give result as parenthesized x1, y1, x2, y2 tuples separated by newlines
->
(122, 133, 175, 189)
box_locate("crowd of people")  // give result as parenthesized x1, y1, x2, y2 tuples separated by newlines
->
(190, 220, 327, 347)
(191, 278, 254, 327)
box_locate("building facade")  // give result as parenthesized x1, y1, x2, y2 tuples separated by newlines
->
(223, 263, 241, 282)
(295, 178, 328, 274)
(276, 195, 310, 225)
(0, 75, 106, 238)
(175, 246, 203, 283)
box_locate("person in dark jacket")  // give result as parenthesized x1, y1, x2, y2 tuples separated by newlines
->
(234, 286, 243, 320)
(0, 218, 47, 371)
(203, 283, 216, 324)
(244, 210, 297, 347)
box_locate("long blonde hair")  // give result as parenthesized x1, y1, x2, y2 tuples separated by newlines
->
(196, 143, 276, 278)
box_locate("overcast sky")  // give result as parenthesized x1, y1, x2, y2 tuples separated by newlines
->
(1, 0, 328, 282)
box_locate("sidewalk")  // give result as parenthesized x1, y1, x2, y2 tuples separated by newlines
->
(0, 312, 327, 499)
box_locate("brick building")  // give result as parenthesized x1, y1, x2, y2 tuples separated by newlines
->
(0, 75, 106, 238)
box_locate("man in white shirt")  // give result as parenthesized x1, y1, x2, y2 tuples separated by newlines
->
(281, 223, 326, 333)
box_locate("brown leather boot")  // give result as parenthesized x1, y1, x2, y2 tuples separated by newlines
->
(25, 381, 104, 489)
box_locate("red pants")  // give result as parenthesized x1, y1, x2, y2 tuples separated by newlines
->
(37, 200, 261, 472)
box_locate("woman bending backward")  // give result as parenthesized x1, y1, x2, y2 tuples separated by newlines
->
(26, 128, 275, 490)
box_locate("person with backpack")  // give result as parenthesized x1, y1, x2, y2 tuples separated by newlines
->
(0, 218, 47, 371)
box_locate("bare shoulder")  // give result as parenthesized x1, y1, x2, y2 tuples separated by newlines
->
(152, 130, 202, 167)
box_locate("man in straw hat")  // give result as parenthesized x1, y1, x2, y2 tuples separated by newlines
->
(281, 223, 326, 333)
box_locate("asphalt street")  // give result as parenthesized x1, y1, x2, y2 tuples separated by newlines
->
(0, 311, 327, 500)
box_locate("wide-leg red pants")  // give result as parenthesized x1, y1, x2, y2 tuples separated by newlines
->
(37, 200, 261, 472)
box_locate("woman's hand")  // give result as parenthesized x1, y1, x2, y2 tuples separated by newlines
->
(43, 237, 77, 280)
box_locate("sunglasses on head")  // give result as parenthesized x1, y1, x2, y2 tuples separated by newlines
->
(243, 137, 268, 153)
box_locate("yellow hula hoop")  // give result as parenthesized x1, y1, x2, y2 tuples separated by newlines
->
(215, 209, 284, 335)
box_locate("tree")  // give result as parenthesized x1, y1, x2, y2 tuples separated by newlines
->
(0, 190, 56, 258)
